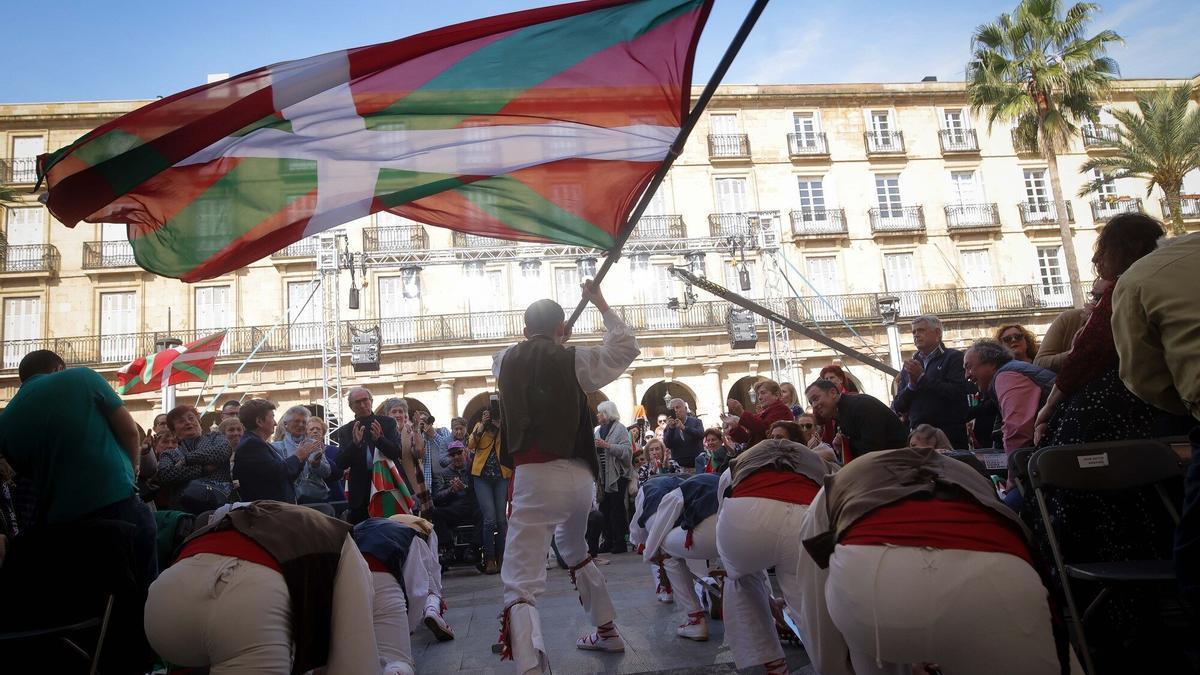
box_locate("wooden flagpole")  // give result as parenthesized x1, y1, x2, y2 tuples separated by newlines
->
(564, 0, 772, 334)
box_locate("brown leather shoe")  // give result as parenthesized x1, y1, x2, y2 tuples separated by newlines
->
(484, 558, 499, 574)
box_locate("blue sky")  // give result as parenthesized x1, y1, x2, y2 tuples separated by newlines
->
(4, 0, 1196, 103)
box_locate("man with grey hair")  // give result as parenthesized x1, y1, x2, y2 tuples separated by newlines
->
(964, 339, 1056, 452)
(663, 397, 704, 473)
(493, 280, 639, 672)
(333, 387, 430, 523)
(891, 314, 970, 449)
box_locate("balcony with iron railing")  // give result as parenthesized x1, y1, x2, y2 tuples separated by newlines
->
(1, 241, 60, 275)
(864, 130, 905, 155)
(1011, 130, 1039, 155)
(789, 208, 847, 237)
(786, 132, 828, 157)
(452, 232, 513, 248)
(1089, 197, 1143, 222)
(0, 157, 38, 184)
(1081, 124, 1120, 149)
(362, 224, 429, 253)
(707, 134, 750, 160)
(1018, 201, 1076, 227)
(1160, 196, 1200, 221)
(629, 214, 685, 241)
(868, 205, 924, 234)
(83, 240, 137, 269)
(944, 203, 1001, 231)
(939, 129, 979, 153)
(707, 211, 778, 238)
(270, 238, 321, 259)
(0, 284, 1079, 371)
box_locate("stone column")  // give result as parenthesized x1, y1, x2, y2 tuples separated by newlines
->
(702, 363, 723, 423)
(435, 378, 456, 424)
(615, 369, 637, 421)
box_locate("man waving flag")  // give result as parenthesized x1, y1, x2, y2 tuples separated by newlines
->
(37, 0, 713, 282)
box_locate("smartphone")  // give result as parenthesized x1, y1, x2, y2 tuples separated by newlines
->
(489, 394, 500, 420)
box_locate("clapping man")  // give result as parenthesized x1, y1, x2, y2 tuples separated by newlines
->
(335, 388, 431, 523)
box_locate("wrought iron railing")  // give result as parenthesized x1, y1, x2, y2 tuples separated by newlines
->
(789, 208, 847, 236)
(707, 134, 750, 159)
(83, 240, 137, 269)
(3, 244, 60, 273)
(1160, 197, 1200, 220)
(452, 232, 512, 248)
(944, 203, 1000, 230)
(864, 130, 904, 154)
(1011, 130, 1039, 154)
(868, 205, 924, 233)
(707, 211, 778, 238)
(629, 215, 685, 240)
(271, 238, 320, 258)
(1, 285, 1079, 371)
(0, 157, 38, 184)
(362, 224, 429, 253)
(939, 129, 979, 153)
(1018, 201, 1075, 226)
(1081, 124, 1120, 148)
(787, 132, 828, 156)
(1089, 198, 1142, 222)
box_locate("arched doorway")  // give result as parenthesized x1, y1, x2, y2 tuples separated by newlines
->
(462, 391, 494, 432)
(404, 397, 431, 423)
(587, 391, 610, 417)
(639, 381, 697, 429)
(726, 375, 767, 415)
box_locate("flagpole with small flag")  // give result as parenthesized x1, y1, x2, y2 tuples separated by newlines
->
(117, 331, 227, 400)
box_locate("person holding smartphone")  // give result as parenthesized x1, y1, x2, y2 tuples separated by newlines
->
(468, 396, 511, 574)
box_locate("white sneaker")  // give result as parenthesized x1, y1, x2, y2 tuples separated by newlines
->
(384, 661, 416, 675)
(423, 598, 455, 641)
(576, 631, 625, 652)
(656, 584, 674, 603)
(677, 613, 709, 642)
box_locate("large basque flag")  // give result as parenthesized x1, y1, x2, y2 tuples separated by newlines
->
(37, 0, 712, 282)
(115, 331, 226, 395)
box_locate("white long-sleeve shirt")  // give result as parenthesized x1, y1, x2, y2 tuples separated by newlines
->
(492, 308, 640, 393)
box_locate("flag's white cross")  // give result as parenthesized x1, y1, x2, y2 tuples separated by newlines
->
(178, 50, 678, 237)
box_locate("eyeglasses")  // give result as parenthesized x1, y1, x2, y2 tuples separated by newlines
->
(1000, 334, 1024, 344)
(799, 423, 815, 430)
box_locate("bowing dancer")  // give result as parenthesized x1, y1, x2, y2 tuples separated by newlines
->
(144, 501, 379, 675)
(629, 474, 688, 603)
(494, 282, 640, 674)
(716, 433, 838, 675)
(640, 472, 723, 642)
(797, 447, 1067, 675)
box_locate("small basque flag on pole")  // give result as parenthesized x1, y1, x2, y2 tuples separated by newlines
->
(37, 0, 713, 282)
(115, 331, 226, 396)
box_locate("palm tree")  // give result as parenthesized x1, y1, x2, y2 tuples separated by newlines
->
(967, 0, 1122, 308)
(1078, 84, 1200, 236)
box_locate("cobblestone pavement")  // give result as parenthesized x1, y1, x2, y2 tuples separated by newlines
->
(411, 552, 815, 674)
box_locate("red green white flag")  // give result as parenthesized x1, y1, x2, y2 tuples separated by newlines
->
(37, 0, 712, 282)
(369, 450, 416, 518)
(115, 331, 226, 395)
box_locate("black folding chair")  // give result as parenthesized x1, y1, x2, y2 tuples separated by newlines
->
(1029, 440, 1183, 674)
(1008, 447, 1036, 496)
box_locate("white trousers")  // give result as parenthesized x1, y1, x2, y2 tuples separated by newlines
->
(502, 459, 616, 674)
(717, 497, 810, 670)
(145, 554, 293, 675)
(826, 545, 1061, 675)
(371, 572, 414, 672)
(401, 530, 443, 629)
(659, 515, 718, 617)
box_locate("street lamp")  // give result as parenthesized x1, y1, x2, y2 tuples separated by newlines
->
(877, 294, 903, 369)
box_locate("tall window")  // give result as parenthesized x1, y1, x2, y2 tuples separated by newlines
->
(875, 174, 903, 217)
(633, 256, 679, 329)
(709, 114, 742, 156)
(10, 136, 44, 183)
(724, 259, 757, 297)
(1024, 169, 1051, 213)
(942, 108, 967, 143)
(514, 260, 544, 309)
(378, 270, 422, 345)
(3, 297, 42, 369)
(5, 207, 43, 271)
(194, 286, 233, 353)
(100, 291, 137, 363)
(796, 177, 827, 218)
(553, 266, 597, 332)
(715, 177, 748, 212)
(287, 280, 321, 350)
(947, 171, 987, 226)
(1037, 246, 1070, 305)
(465, 263, 505, 339)
(960, 249, 997, 310)
(804, 256, 843, 321)
(883, 252, 919, 316)
(792, 112, 819, 141)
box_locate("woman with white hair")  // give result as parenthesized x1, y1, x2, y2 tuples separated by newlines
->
(594, 401, 632, 554)
(273, 405, 331, 504)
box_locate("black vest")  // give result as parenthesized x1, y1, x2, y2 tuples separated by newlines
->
(637, 474, 686, 529)
(675, 473, 720, 531)
(497, 335, 598, 476)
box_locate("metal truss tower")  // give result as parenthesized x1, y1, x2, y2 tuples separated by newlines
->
(753, 214, 800, 388)
(317, 231, 347, 435)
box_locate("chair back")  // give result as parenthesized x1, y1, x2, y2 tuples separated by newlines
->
(1029, 440, 1182, 494)
(1007, 447, 1035, 494)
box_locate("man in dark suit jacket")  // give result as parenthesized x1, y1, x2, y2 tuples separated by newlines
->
(806, 380, 909, 461)
(333, 387, 430, 523)
(232, 398, 315, 503)
(891, 315, 970, 449)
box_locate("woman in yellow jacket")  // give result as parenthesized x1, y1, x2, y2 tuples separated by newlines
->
(468, 406, 512, 574)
